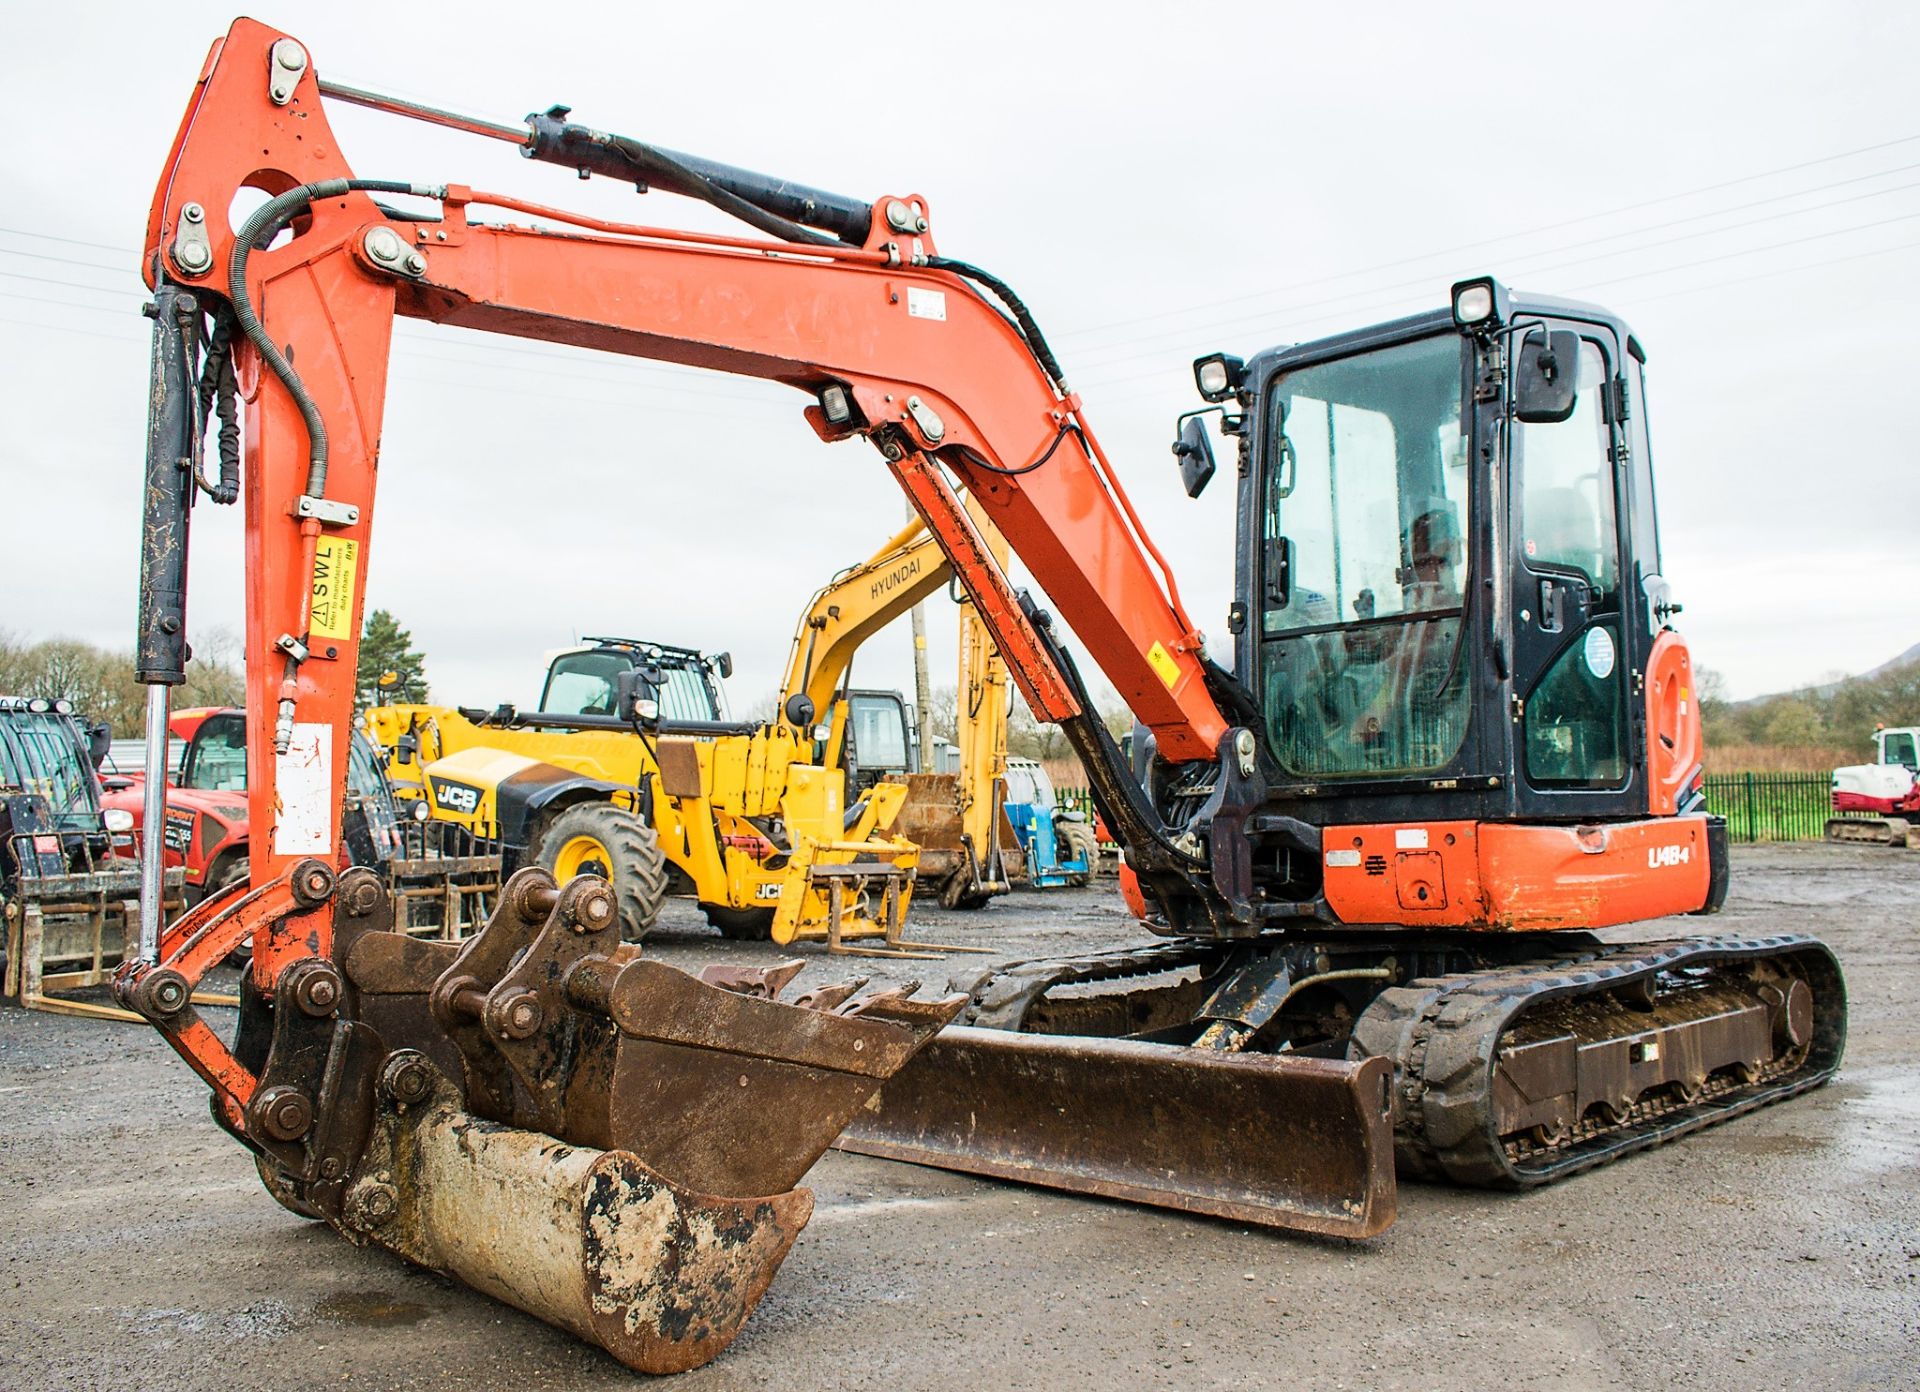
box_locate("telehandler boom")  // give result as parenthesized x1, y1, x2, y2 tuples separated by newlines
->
(122, 18, 1844, 1373)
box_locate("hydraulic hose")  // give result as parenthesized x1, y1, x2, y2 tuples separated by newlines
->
(226, 177, 441, 500)
(195, 305, 240, 504)
(925, 256, 1068, 392)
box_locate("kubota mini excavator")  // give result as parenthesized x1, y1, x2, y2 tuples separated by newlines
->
(123, 19, 1845, 1373)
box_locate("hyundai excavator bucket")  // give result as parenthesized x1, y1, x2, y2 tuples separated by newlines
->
(119, 865, 964, 1375)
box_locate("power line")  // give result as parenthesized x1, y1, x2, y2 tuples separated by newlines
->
(0, 245, 131, 275)
(1053, 131, 1920, 345)
(0, 315, 146, 345)
(0, 226, 138, 255)
(1583, 237, 1920, 309)
(0, 291, 149, 318)
(1065, 182, 1920, 372)
(0, 269, 142, 298)
(1074, 232, 1920, 395)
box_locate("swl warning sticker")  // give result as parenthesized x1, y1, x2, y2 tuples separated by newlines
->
(310, 536, 359, 641)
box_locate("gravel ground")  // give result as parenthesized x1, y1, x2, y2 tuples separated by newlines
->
(1, 842, 1914, 1390)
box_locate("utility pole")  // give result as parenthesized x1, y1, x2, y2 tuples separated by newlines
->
(908, 503, 934, 770)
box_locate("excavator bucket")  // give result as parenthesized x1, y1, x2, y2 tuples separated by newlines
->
(335, 1065, 816, 1375)
(124, 866, 965, 1375)
(837, 1026, 1397, 1238)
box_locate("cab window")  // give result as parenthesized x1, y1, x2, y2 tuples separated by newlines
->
(541, 652, 628, 717)
(848, 694, 910, 773)
(182, 716, 248, 791)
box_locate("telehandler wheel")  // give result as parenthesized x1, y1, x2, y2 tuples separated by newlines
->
(1059, 819, 1099, 888)
(702, 904, 775, 942)
(534, 802, 668, 942)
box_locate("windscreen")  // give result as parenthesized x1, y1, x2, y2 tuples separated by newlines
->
(1259, 333, 1473, 777)
(0, 713, 100, 826)
(181, 715, 248, 791)
(542, 650, 721, 723)
(849, 693, 910, 773)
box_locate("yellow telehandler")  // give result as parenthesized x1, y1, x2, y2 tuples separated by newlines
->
(364, 639, 918, 947)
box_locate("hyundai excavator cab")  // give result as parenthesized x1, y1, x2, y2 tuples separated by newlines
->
(121, 20, 1843, 1375)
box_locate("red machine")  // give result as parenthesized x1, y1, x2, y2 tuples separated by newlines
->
(118, 20, 1844, 1373)
(101, 708, 249, 902)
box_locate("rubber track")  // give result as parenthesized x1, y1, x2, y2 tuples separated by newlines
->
(1348, 934, 1847, 1189)
(957, 942, 1222, 1030)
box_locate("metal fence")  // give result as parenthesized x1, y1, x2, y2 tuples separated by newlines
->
(1062, 773, 1837, 846)
(1703, 771, 1832, 844)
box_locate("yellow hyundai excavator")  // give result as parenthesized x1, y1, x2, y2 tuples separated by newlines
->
(781, 509, 1018, 910)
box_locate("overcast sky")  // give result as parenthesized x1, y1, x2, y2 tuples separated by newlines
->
(4, 1, 1916, 720)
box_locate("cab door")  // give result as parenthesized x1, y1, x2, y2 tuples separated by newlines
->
(1507, 322, 1637, 818)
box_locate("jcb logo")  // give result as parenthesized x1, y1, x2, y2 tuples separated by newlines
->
(754, 881, 783, 900)
(1647, 844, 1691, 869)
(433, 780, 482, 816)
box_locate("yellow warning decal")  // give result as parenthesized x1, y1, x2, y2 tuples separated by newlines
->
(310, 536, 360, 641)
(1146, 640, 1182, 691)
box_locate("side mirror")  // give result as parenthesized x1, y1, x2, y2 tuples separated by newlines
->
(783, 692, 816, 727)
(396, 732, 419, 766)
(615, 669, 660, 725)
(1172, 414, 1217, 499)
(1263, 534, 1294, 609)
(1514, 327, 1582, 424)
(711, 651, 734, 681)
(86, 721, 112, 770)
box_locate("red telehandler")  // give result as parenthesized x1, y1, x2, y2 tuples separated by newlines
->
(119, 19, 1844, 1373)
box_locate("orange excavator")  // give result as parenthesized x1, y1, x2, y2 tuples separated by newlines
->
(122, 19, 1846, 1374)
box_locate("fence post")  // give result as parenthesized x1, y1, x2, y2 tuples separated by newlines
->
(1744, 771, 1757, 843)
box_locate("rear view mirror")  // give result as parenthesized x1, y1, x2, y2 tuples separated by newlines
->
(615, 669, 661, 725)
(1514, 328, 1582, 423)
(711, 651, 734, 681)
(783, 693, 816, 727)
(86, 721, 112, 770)
(1172, 414, 1217, 499)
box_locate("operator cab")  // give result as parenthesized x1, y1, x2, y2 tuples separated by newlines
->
(840, 689, 919, 794)
(0, 698, 118, 858)
(538, 637, 733, 724)
(1186, 276, 1682, 831)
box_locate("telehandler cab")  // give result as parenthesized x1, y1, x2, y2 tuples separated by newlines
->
(121, 19, 1844, 1373)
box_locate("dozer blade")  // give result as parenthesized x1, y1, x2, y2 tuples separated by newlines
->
(836, 1026, 1397, 1238)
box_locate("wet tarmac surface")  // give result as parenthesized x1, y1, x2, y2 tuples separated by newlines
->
(1, 843, 1914, 1390)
